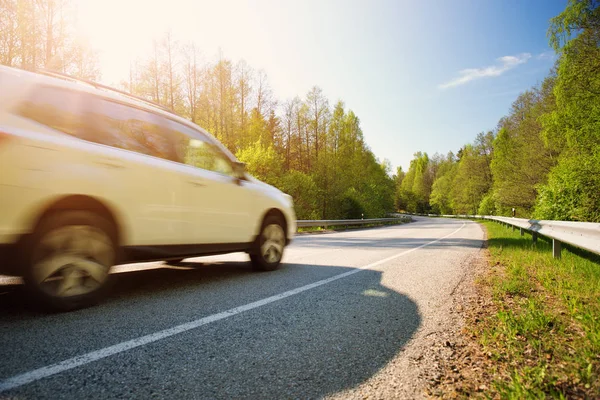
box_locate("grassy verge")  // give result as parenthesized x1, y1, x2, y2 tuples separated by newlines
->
(473, 221, 600, 398)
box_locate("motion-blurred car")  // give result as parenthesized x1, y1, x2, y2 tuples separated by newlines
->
(0, 65, 296, 311)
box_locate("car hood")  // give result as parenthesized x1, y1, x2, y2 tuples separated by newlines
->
(245, 174, 281, 192)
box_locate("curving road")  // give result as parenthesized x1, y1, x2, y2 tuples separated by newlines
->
(0, 216, 484, 399)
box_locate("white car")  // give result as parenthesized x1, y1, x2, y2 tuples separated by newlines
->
(0, 65, 296, 311)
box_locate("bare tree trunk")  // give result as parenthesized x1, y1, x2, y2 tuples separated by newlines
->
(163, 31, 176, 110)
(152, 40, 159, 102)
(129, 61, 133, 92)
(236, 61, 252, 136)
(44, 0, 53, 67)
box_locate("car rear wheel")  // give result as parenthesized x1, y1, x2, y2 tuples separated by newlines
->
(22, 211, 117, 311)
(250, 216, 286, 271)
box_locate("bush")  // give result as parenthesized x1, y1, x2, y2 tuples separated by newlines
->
(478, 193, 496, 216)
(534, 152, 600, 222)
(340, 191, 365, 219)
(278, 170, 320, 220)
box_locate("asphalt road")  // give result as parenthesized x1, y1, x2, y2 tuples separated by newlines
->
(0, 216, 484, 399)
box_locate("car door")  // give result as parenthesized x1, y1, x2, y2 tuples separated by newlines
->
(10, 86, 185, 246)
(163, 119, 256, 245)
(77, 97, 186, 245)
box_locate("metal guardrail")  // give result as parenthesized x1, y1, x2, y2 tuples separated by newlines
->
(296, 216, 411, 230)
(401, 213, 600, 259)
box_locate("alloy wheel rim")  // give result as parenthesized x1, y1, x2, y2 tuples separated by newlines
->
(32, 225, 114, 297)
(260, 224, 285, 263)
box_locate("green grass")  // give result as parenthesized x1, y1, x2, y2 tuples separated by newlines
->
(476, 221, 600, 399)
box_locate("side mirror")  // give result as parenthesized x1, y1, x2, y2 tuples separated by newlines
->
(233, 161, 246, 180)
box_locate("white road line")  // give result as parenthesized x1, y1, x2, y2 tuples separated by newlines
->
(0, 222, 466, 393)
(286, 224, 418, 262)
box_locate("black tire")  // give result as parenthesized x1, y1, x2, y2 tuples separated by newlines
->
(250, 215, 286, 271)
(22, 210, 118, 312)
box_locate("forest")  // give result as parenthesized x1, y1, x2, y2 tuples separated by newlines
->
(397, 0, 599, 222)
(1, 0, 598, 221)
(0, 0, 395, 220)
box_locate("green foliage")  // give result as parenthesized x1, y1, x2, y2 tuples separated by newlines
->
(391, 0, 598, 223)
(429, 164, 456, 215)
(398, 152, 432, 213)
(235, 140, 282, 187)
(478, 192, 496, 216)
(548, 0, 600, 52)
(278, 171, 319, 220)
(546, 36, 600, 154)
(536, 0, 600, 222)
(450, 144, 492, 215)
(491, 78, 558, 216)
(242, 109, 269, 149)
(340, 188, 365, 219)
(6, 0, 599, 223)
(396, 139, 493, 217)
(393, 166, 406, 211)
(534, 151, 600, 221)
(412, 152, 431, 202)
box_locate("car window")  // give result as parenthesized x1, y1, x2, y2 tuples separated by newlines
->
(83, 97, 184, 162)
(16, 84, 231, 170)
(16, 85, 182, 162)
(15, 85, 84, 137)
(165, 120, 235, 176)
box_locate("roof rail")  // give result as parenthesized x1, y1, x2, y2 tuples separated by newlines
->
(35, 69, 176, 115)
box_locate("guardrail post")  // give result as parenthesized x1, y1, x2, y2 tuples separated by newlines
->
(520, 228, 524, 236)
(532, 232, 538, 244)
(553, 239, 562, 259)
(324, 222, 328, 230)
(512, 225, 515, 232)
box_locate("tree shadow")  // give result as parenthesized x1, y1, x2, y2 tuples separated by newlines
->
(0, 260, 421, 399)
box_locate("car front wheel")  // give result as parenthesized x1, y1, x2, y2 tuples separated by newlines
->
(22, 211, 117, 311)
(250, 216, 286, 271)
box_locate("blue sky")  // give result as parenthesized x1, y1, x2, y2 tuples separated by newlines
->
(78, 0, 567, 171)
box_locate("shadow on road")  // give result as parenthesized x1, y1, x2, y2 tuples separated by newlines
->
(0, 260, 421, 399)
(294, 235, 483, 250)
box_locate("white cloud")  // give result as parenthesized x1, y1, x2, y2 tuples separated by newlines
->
(438, 53, 532, 89)
(536, 51, 556, 60)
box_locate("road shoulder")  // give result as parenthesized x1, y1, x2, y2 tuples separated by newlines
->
(326, 222, 489, 399)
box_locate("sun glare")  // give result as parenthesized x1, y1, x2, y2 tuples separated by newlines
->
(73, 0, 264, 86)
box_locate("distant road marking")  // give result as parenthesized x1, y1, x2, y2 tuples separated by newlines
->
(0, 222, 466, 393)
